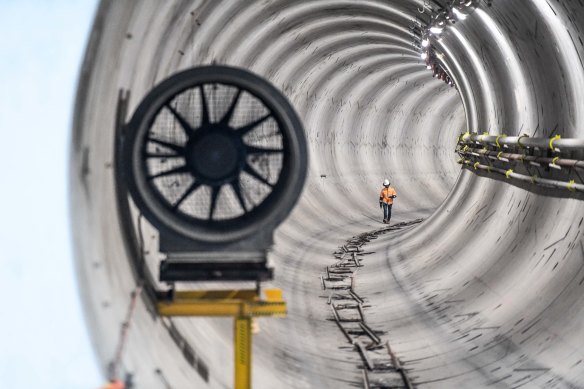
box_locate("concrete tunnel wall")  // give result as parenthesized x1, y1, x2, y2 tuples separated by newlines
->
(70, 1, 584, 387)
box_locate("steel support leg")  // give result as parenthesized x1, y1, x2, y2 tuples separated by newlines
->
(234, 316, 252, 389)
(157, 288, 286, 389)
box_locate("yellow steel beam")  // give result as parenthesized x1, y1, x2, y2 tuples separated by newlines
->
(157, 299, 286, 317)
(156, 288, 287, 317)
(158, 300, 241, 316)
(263, 288, 283, 302)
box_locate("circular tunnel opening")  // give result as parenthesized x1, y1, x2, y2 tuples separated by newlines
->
(71, 1, 584, 388)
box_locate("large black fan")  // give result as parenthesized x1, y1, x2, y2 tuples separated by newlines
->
(122, 66, 307, 244)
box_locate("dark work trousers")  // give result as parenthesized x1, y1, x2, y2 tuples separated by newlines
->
(382, 203, 392, 221)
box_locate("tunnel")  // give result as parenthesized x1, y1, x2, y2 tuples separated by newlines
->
(70, 1, 584, 388)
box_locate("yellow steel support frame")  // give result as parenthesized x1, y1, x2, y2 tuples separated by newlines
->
(235, 316, 251, 389)
(157, 288, 286, 389)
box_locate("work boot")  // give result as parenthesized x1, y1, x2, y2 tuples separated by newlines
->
(382, 219, 387, 223)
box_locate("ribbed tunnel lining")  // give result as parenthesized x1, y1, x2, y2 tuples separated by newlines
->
(70, 1, 584, 387)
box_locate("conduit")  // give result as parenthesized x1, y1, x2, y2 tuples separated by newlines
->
(458, 147, 584, 170)
(456, 133, 584, 194)
(460, 133, 584, 152)
(459, 159, 584, 193)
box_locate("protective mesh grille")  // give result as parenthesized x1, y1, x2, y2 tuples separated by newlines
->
(145, 83, 284, 221)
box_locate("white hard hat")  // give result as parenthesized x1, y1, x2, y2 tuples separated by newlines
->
(383, 178, 390, 186)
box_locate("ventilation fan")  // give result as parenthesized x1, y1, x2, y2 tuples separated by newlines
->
(120, 65, 308, 281)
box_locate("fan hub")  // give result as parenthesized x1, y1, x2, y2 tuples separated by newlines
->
(188, 129, 242, 182)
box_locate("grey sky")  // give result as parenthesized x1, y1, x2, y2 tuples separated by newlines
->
(0, 1, 102, 388)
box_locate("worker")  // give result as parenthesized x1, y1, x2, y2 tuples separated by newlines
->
(379, 178, 397, 224)
(100, 379, 124, 389)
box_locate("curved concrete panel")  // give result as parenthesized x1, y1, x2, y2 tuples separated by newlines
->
(70, 1, 584, 387)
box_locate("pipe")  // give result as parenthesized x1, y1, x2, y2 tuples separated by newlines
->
(459, 159, 584, 192)
(460, 133, 584, 151)
(457, 147, 584, 169)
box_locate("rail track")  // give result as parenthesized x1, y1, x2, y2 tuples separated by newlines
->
(320, 219, 423, 388)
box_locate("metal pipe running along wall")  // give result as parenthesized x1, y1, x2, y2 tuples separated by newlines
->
(456, 133, 584, 194)
(70, 1, 584, 388)
(459, 159, 584, 193)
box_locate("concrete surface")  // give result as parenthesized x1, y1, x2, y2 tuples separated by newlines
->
(70, 1, 584, 387)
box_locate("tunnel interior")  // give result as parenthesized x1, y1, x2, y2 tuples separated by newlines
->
(70, 1, 584, 387)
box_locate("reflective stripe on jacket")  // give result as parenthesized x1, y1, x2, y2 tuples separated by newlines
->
(380, 187, 397, 204)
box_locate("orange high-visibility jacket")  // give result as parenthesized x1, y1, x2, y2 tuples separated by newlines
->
(380, 187, 397, 204)
(101, 380, 124, 389)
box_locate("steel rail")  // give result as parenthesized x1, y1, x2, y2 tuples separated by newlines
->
(362, 369, 371, 389)
(386, 342, 414, 389)
(330, 304, 353, 343)
(322, 222, 422, 388)
(355, 341, 374, 370)
(359, 322, 381, 344)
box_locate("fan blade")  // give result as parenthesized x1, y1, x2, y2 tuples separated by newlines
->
(208, 185, 220, 220)
(237, 113, 272, 136)
(231, 178, 248, 213)
(172, 180, 202, 210)
(219, 89, 242, 125)
(243, 164, 273, 187)
(148, 165, 189, 180)
(145, 152, 180, 158)
(200, 85, 210, 125)
(245, 145, 283, 154)
(148, 138, 185, 154)
(166, 103, 196, 135)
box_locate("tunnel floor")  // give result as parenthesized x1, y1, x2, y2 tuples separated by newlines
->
(277, 212, 574, 389)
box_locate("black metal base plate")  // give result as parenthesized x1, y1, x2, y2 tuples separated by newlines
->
(159, 260, 273, 282)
